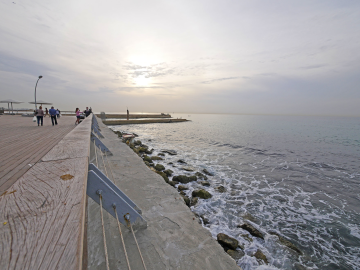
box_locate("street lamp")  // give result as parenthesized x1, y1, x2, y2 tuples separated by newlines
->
(34, 75, 43, 109)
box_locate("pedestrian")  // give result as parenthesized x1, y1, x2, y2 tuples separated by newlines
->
(56, 108, 60, 118)
(75, 108, 81, 125)
(35, 106, 44, 126)
(45, 108, 49, 117)
(49, 106, 58, 126)
(84, 107, 91, 117)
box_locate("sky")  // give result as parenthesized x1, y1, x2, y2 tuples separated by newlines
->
(0, 0, 359, 116)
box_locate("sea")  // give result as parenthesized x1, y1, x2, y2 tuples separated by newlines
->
(109, 113, 360, 270)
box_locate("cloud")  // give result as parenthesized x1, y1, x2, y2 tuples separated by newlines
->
(201, 77, 240, 84)
(299, 64, 327, 70)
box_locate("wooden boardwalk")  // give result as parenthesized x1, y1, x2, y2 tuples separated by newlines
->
(0, 115, 92, 270)
(0, 115, 76, 194)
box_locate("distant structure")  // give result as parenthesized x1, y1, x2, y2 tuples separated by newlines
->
(127, 108, 129, 121)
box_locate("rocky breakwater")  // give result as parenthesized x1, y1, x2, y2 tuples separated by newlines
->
(115, 129, 303, 268)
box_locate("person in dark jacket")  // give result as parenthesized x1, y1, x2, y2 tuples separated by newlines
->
(49, 106, 57, 126)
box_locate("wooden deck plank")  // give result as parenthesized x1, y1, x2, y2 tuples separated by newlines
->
(0, 157, 88, 270)
(0, 115, 92, 270)
(0, 116, 76, 194)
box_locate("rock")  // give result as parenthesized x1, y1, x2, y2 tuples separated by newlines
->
(238, 223, 264, 240)
(254, 249, 268, 264)
(190, 197, 198, 206)
(181, 195, 190, 206)
(181, 166, 195, 172)
(200, 181, 210, 187)
(202, 169, 214, 176)
(140, 144, 148, 149)
(133, 133, 139, 137)
(145, 148, 153, 154)
(158, 153, 165, 156)
(143, 155, 152, 163)
(177, 185, 188, 191)
(161, 149, 177, 155)
(172, 175, 197, 183)
(227, 249, 245, 260)
(129, 143, 135, 149)
(199, 215, 210, 225)
(163, 169, 173, 176)
(113, 130, 122, 137)
(144, 161, 150, 167)
(133, 148, 139, 154)
(151, 156, 164, 160)
(242, 213, 258, 223)
(168, 181, 178, 187)
(241, 234, 253, 242)
(192, 189, 212, 199)
(216, 186, 226, 193)
(177, 159, 187, 164)
(154, 164, 165, 171)
(168, 162, 173, 165)
(217, 233, 239, 250)
(134, 140, 142, 145)
(195, 172, 208, 180)
(269, 232, 303, 255)
(156, 171, 169, 183)
(138, 147, 147, 153)
(148, 139, 152, 141)
(149, 162, 154, 167)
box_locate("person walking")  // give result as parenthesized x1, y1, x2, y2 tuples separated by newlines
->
(49, 106, 58, 126)
(75, 108, 81, 125)
(35, 106, 44, 126)
(45, 108, 49, 117)
(56, 108, 60, 118)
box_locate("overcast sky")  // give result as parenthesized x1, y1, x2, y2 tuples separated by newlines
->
(0, 0, 359, 115)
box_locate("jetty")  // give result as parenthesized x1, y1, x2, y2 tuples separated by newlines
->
(102, 118, 188, 125)
(96, 113, 171, 119)
(0, 114, 240, 270)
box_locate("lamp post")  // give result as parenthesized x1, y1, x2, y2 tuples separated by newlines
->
(34, 75, 43, 109)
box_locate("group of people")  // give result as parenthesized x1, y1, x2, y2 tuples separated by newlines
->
(34, 106, 60, 126)
(35, 106, 92, 126)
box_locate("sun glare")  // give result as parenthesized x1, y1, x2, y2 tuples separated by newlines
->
(134, 75, 149, 86)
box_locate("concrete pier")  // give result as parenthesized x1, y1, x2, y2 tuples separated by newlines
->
(96, 113, 171, 119)
(87, 117, 241, 269)
(102, 118, 188, 125)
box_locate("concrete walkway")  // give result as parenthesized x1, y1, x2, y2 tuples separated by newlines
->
(87, 117, 241, 269)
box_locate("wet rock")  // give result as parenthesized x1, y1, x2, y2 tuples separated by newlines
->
(216, 185, 226, 193)
(181, 195, 190, 206)
(156, 171, 169, 183)
(133, 133, 139, 137)
(242, 213, 259, 224)
(177, 185, 188, 191)
(269, 232, 303, 255)
(227, 249, 245, 260)
(158, 153, 165, 156)
(129, 143, 135, 149)
(195, 172, 208, 180)
(133, 148, 139, 154)
(241, 234, 253, 242)
(138, 147, 148, 153)
(144, 161, 150, 167)
(192, 189, 212, 199)
(200, 181, 210, 187)
(148, 139, 152, 141)
(163, 169, 173, 176)
(238, 223, 264, 240)
(181, 166, 195, 172)
(190, 197, 198, 206)
(161, 149, 177, 155)
(177, 159, 187, 164)
(168, 162, 173, 165)
(217, 233, 239, 250)
(179, 191, 186, 196)
(199, 215, 210, 225)
(154, 164, 165, 171)
(168, 181, 178, 187)
(202, 169, 214, 176)
(151, 156, 164, 160)
(145, 148, 153, 154)
(254, 249, 268, 264)
(143, 155, 152, 163)
(113, 130, 122, 137)
(149, 162, 154, 167)
(172, 175, 197, 183)
(134, 140, 142, 145)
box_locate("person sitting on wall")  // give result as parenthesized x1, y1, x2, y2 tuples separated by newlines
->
(49, 106, 58, 126)
(84, 107, 91, 117)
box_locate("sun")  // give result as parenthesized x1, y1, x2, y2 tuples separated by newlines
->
(134, 75, 149, 86)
